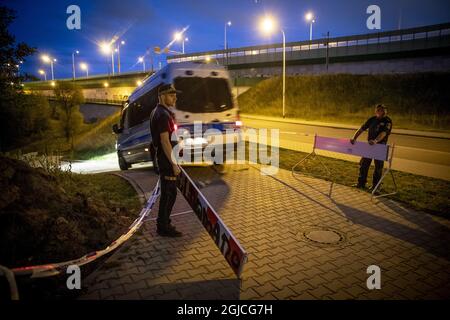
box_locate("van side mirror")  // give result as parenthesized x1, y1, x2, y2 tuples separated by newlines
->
(112, 124, 122, 134)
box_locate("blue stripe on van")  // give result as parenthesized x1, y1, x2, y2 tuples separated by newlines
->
(121, 133, 151, 149)
(119, 122, 236, 149)
(178, 122, 235, 133)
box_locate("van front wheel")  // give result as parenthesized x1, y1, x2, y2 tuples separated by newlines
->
(118, 153, 129, 170)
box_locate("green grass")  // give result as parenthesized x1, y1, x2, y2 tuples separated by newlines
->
(238, 73, 450, 131)
(56, 172, 141, 213)
(275, 147, 450, 217)
(8, 110, 120, 161)
(72, 112, 120, 160)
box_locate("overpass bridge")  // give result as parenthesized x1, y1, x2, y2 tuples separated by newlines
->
(168, 22, 450, 76)
(23, 23, 450, 105)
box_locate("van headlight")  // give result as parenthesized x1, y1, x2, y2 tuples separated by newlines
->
(193, 137, 208, 145)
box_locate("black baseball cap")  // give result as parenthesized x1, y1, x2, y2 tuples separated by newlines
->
(376, 104, 387, 111)
(158, 84, 182, 95)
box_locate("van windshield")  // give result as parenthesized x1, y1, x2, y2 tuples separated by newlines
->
(174, 77, 233, 113)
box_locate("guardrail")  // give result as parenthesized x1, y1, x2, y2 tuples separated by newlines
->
(45, 96, 124, 106)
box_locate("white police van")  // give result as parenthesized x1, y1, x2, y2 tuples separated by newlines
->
(112, 62, 242, 170)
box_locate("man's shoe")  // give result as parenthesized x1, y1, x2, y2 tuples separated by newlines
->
(157, 226, 182, 237)
(369, 185, 382, 194)
(166, 228, 182, 237)
(352, 183, 366, 190)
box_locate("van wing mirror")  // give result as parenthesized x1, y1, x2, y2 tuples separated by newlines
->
(112, 124, 122, 134)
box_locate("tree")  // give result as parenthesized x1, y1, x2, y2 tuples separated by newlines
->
(0, 6, 39, 151)
(53, 82, 85, 149)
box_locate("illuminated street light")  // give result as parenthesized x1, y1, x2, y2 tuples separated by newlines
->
(100, 42, 115, 75)
(136, 80, 143, 86)
(103, 82, 109, 88)
(17, 60, 23, 77)
(50, 81, 56, 87)
(79, 62, 89, 77)
(72, 50, 79, 79)
(117, 40, 125, 73)
(260, 16, 286, 118)
(205, 56, 211, 63)
(138, 56, 146, 71)
(100, 42, 111, 54)
(224, 21, 232, 66)
(174, 31, 188, 54)
(305, 12, 316, 41)
(41, 54, 57, 80)
(38, 69, 47, 81)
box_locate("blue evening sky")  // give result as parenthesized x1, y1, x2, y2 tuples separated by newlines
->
(5, 0, 450, 79)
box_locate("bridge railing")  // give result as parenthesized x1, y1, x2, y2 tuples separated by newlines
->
(168, 23, 450, 64)
(46, 96, 124, 106)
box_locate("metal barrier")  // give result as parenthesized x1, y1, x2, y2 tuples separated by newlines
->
(292, 135, 397, 200)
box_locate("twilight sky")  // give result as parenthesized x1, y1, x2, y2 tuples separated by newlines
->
(4, 0, 450, 79)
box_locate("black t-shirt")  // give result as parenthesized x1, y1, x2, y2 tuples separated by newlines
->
(361, 116, 392, 144)
(150, 104, 177, 165)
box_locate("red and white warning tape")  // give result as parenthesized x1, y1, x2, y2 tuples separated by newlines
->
(11, 180, 161, 279)
(10, 167, 248, 280)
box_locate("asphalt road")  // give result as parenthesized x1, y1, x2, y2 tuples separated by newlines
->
(242, 116, 450, 181)
(63, 115, 450, 180)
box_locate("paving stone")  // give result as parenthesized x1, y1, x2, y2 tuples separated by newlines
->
(79, 166, 450, 300)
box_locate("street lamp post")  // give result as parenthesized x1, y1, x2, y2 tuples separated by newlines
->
(174, 32, 188, 54)
(111, 50, 115, 75)
(41, 55, 57, 80)
(138, 57, 146, 71)
(72, 50, 79, 79)
(183, 37, 188, 54)
(16, 61, 23, 77)
(100, 42, 114, 75)
(224, 21, 231, 66)
(305, 12, 315, 41)
(80, 62, 88, 77)
(260, 16, 286, 118)
(38, 69, 47, 81)
(116, 40, 125, 73)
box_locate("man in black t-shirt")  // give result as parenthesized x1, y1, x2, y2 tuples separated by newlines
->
(350, 104, 392, 191)
(150, 84, 182, 237)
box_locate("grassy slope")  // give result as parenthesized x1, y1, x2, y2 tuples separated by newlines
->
(0, 156, 141, 268)
(238, 73, 450, 131)
(8, 110, 121, 161)
(72, 111, 120, 159)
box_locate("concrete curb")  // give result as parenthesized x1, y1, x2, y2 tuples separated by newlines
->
(109, 172, 147, 205)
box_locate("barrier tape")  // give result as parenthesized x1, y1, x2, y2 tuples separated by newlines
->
(177, 167, 248, 278)
(10, 167, 248, 280)
(11, 179, 161, 279)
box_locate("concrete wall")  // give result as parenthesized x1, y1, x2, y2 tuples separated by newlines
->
(229, 55, 450, 77)
(81, 87, 136, 101)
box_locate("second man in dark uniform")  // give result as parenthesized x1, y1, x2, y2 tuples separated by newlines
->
(350, 104, 392, 191)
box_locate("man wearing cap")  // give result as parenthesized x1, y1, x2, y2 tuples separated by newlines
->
(350, 104, 392, 191)
(150, 84, 183, 237)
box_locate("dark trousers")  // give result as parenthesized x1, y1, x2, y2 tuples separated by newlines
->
(156, 155, 177, 230)
(358, 157, 384, 187)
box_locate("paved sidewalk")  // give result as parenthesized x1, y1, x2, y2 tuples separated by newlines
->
(80, 165, 450, 300)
